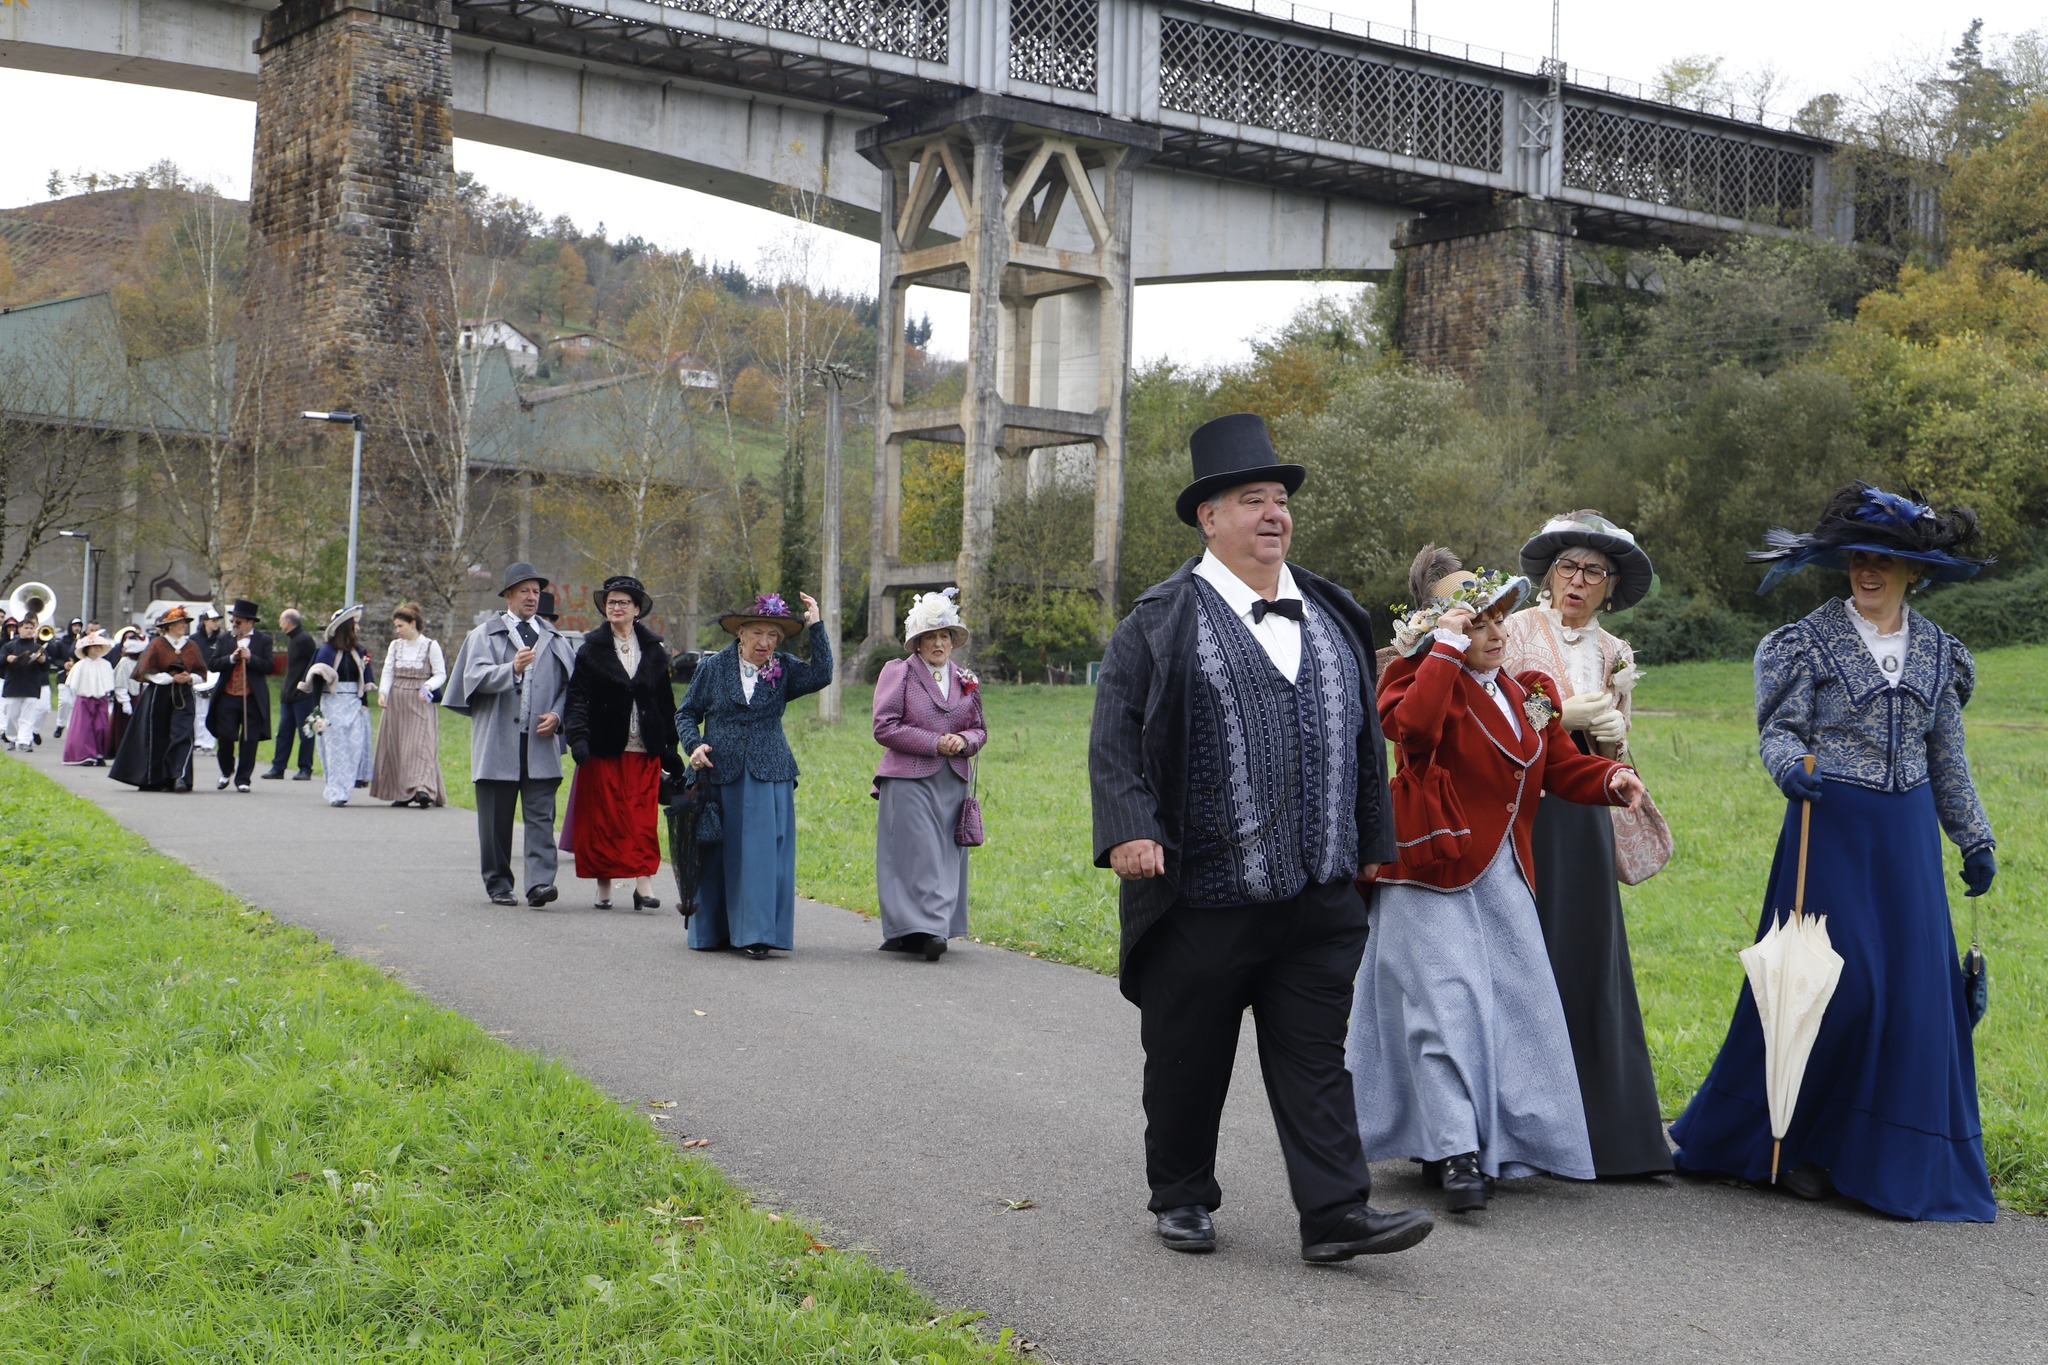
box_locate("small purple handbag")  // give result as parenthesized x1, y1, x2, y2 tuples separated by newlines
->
(955, 761, 984, 848)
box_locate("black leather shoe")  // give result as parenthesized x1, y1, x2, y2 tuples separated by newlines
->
(526, 884, 558, 909)
(1301, 1205, 1434, 1262)
(217, 778, 232, 791)
(743, 944, 771, 960)
(291, 771, 312, 781)
(1155, 1205, 1216, 1254)
(1781, 1166, 1834, 1201)
(923, 935, 948, 961)
(261, 770, 284, 780)
(1442, 1153, 1490, 1213)
(489, 892, 518, 906)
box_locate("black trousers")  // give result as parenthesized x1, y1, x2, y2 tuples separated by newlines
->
(269, 695, 316, 774)
(216, 733, 260, 785)
(1128, 878, 1374, 1242)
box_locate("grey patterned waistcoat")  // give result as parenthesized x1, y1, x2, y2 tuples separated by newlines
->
(1181, 579, 1365, 906)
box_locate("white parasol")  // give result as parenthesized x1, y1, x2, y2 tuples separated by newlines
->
(1738, 756, 1844, 1184)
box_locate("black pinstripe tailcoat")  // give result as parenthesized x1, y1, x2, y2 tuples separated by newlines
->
(1089, 556, 1396, 1001)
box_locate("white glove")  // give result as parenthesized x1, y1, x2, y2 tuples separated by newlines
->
(1587, 708, 1629, 745)
(1559, 692, 1614, 731)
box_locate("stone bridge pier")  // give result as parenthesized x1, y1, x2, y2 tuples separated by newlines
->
(1395, 198, 1579, 380)
(240, 0, 458, 602)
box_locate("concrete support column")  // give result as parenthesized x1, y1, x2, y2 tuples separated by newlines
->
(1394, 198, 1576, 383)
(241, 0, 457, 604)
(957, 116, 1014, 624)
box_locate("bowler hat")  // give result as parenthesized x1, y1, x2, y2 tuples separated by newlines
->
(228, 598, 262, 622)
(598, 574, 652, 618)
(1176, 413, 1306, 527)
(499, 562, 548, 596)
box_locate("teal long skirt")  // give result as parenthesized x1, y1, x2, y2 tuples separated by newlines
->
(688, 770, 797, 951)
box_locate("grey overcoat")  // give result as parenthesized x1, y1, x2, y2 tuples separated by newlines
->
(441, 613, 577, 782)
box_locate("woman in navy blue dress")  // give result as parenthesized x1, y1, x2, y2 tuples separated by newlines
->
(1670, 484, 1998, 1221)
(675, 591, 833, 959)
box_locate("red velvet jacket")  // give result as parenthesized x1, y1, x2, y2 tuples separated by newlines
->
(1374, 639, 1625, 892)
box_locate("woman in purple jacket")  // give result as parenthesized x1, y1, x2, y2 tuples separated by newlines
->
(871, 589, 987, 961)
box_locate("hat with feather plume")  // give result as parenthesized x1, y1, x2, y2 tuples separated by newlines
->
(1748, 482, 1989, 592)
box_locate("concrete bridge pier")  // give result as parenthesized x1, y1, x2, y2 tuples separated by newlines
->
(858, 96, 1157, 662)
(1395, 198, 1579, 382)
(240, 0, 458, 602)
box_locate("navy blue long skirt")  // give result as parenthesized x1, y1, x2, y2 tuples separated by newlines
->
(1669, 780, 1995, 1221)
(687, 771, 797, 952)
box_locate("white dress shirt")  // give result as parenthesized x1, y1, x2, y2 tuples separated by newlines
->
(929, 662, 950, 699)
(503, 609, 539, 727)
(1193, 550, 1303, 683)
(1848, 600, 1908, 688)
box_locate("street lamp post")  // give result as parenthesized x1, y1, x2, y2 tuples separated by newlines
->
(56, 530, 92, 623)
(302, 411, 364, 606)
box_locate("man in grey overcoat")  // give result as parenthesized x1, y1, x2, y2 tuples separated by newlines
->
(1089, 412, 1431, 1264)
(443, 563, 578, 907)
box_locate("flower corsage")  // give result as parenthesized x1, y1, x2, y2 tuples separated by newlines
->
(1609, 645, 1643, 703)
(1522, 678, 1556, 730)
(756, 656, 784, 690)
(956, 666, 979, 694)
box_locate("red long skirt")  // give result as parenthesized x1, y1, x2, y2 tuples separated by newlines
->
(570, 751, 662, 879)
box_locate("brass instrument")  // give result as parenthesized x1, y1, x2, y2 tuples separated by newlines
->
(36, 624, 57, 642)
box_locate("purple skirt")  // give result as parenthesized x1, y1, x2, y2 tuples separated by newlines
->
(62, 695, 115, 763)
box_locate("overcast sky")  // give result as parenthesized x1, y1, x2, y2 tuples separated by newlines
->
(2, 1, 2037, 366)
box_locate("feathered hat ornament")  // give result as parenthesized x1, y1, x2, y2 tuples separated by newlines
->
(1748, 482, 1989, 593)
(902, 586, 969, 647)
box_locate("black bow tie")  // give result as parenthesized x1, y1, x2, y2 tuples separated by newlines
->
(1251, 598, 1304, 624)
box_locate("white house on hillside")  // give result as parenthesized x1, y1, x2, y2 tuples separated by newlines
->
(459, 318, 541, 373)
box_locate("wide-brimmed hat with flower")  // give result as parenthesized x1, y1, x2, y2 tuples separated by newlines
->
(717, 592, 803, 640)
(1519, 511, 1655, 611)
(903, 587, 969, 648)
(155, 605, 193, 629)
(324, 603, 365, 641)
(1388, 568, 1532, 658)
(1748, 482, 1989, 592)
(77, 630, 114, 653)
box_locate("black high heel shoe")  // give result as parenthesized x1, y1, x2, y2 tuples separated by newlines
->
(632, 892, 661, 912)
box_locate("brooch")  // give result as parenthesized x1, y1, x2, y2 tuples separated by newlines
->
(1523, 679, 1556, 730)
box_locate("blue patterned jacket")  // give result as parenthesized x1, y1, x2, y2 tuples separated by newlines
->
(1755, 598, 1994, 855)
(673, 623, 833, 785)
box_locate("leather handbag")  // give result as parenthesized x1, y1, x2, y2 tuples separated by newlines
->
(1609, 776, 1673, 885)
(955, 760, 984, 848)
(1391, 755, 1467, 867)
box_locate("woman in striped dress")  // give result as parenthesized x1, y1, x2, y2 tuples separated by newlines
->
(371, 601, 448, 808)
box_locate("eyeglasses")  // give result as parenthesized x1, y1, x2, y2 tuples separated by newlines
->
(1554, 560, 1612, 585)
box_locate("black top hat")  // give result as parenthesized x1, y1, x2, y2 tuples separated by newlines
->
(536, 590, 560, 622)
(598, 574, 652, 618)
(499, 561, 549, 596)
(228, 598, 262, 622)
(1176, 413, 1306, 527)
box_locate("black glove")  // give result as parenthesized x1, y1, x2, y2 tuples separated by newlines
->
(569, 741, 591, 768)
(1961, 848, 1996, 898)
(1777, 762, 1823, 803)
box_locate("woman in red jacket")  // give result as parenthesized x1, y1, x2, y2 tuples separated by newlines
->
(1346, 548, 1649, 1213)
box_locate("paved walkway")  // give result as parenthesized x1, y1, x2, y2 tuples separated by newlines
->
(20, 745, 2046, 1364)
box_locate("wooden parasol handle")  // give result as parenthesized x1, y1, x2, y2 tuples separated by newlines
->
(1794, 755, 1816, 917)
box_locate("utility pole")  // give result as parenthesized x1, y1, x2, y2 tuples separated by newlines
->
(813, 362, 863, 723)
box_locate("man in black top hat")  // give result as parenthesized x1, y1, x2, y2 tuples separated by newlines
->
(205, 599, 275, 790)
(1089, 412, 1431, 1263)
(264, 609, 319, 780)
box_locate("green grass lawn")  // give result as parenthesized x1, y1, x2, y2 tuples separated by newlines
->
(776, 652, 2047, 1215)
(0, 761, 1017, 1360)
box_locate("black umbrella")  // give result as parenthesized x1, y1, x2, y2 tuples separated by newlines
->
(664, 777, 716, 920)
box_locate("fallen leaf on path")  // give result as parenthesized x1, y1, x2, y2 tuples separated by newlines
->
(999, 1198, 1037, 1213)
(648, 1100, 677, 1109)
(681, 1138, 711, 1148)
(692, 1009, 707, 1017)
